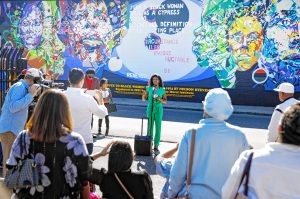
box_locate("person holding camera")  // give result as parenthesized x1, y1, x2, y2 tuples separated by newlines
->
(65, 68, 108, 155)
(82, 68, 100, 137)
(83, 68, 100, 90)
(0, 68, 41, 176)
(142, 74, 167, 154)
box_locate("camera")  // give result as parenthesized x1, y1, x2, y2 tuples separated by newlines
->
(39, 80, 65, 88)
(34, 80, 65, 97)
(27, 80, 65, 122)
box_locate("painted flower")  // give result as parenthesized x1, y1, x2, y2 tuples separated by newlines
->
(30, 153, 51, 195)
(59, 133, 88, 157)
(63, 156, 78, 188)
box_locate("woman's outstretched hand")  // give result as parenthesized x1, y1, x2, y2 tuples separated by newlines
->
(90, 141, 115, 160)
(100, 141, 114, 156)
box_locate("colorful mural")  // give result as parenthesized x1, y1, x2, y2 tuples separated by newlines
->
(57, 0, 128, 78)
(193, 0, 300, 90)
(2, 1, 65, 79)
(0, 0, 129, 79)
(261, 0, 300, 89)
(0, 0, 299, 94)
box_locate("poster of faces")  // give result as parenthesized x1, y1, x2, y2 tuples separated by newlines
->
(0, 0, 299, 91)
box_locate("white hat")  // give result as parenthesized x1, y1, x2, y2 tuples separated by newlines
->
(203, 88, 234, 121)
(26, 68, 40, 78)
(273, 83, 294, 93)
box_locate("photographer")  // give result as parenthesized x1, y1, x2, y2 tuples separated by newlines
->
(0, 68, 41, 176)
(65, 68, 108, 155)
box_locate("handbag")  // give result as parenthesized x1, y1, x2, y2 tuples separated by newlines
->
(235, 152, 254, 199)
(168, 129, 196, 199)
(4, 132, 41, 189)
(105, 99, 117, 113)
(114, 173, 134, 199)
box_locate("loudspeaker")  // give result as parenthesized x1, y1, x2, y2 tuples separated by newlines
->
(134, 117, 153, 156)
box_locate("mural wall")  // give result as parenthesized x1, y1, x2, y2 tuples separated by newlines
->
(0, 0, 299, 105)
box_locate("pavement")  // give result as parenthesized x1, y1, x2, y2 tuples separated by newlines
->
(0, 99, 273, 198)
(113, 97, 274, 116)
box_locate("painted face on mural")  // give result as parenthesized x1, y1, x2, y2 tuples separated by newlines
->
(70, 2, 113, 62)
(228, 16, 264, 71)
(262, 0, 300, 81)
(193, 10, 236, 88)
(19, 4, 43, 50)
(193, 14, 229, 69)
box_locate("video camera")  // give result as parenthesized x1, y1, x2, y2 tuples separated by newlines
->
(27, 80, 65, 122)
(34, 80, 65, 96)
(39, 80, 65, 89)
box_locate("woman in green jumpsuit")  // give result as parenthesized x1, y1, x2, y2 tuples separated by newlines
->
(142, 74, 167, 153)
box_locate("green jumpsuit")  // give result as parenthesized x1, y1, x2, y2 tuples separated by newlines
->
(146, 86, 165, 147)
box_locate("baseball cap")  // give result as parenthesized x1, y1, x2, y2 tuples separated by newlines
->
(26, 68, 41, 78)
(203, 88, 234, 121)
(21, 69, 27, 75)
(273, 83, 294, 93)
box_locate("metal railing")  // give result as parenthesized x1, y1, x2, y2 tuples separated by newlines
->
(0, 47, 25, 108)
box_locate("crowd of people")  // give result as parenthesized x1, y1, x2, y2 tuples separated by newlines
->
(0, 67, 299, 199)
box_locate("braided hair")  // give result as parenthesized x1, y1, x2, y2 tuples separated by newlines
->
(279, 103, 300, 145)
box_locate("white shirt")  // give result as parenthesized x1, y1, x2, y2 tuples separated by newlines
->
(267, 98, 299, 142)
(101, 89, 110, 98)
(222, 143, 300, 199)
(64, 87, 108, 144)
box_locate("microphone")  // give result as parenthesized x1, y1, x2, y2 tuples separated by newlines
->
(153, 87, 158, 100)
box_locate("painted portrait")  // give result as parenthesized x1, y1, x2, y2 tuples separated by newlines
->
(193, 0, 267, 88)
(226, 0, 267, 72)
(2, 1, 65, 78)
(58, 0, 129, 78)
(227, 15, 264, 72)
(19, 2, 43, 50)
(193, 0, 235, 88)
(260, 0, 300, 89)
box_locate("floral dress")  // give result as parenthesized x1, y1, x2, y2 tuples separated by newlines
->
(7, 131, 92, 199)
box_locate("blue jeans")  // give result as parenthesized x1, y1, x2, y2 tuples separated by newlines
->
(86, 143, 93, 155)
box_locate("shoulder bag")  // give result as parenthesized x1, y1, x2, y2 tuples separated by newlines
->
(4, 132, 41, 189)
(105, 98, 117, 113)
(235, 152, 254, 199)
(168, 129, 196, 199)
(114, 173, 134, 199)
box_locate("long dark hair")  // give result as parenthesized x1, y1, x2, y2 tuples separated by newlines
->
(100, 78, 108, 87)
(26, 89, 72, 143)
(149, 74, 164, 87)
(108, 141, 133, 172)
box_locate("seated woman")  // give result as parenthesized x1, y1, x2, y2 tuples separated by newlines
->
(89, 141, 154, 199)
(6, 89, 92, 199)
(223, 103, 300, 199)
